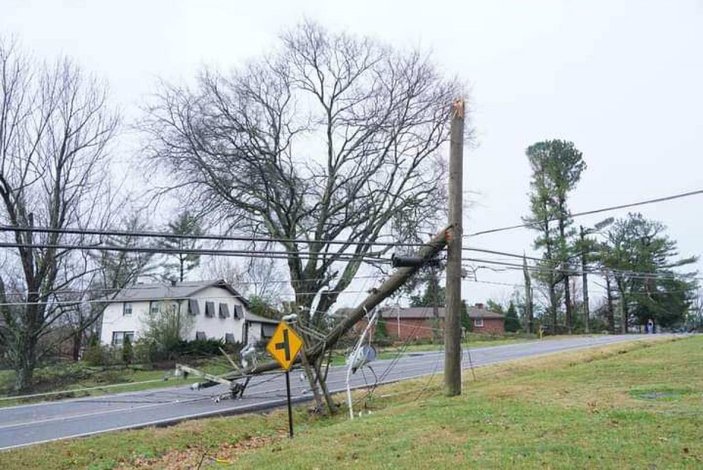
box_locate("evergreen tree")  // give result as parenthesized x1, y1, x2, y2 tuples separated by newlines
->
(504, 301, 521, 333)
(600, 213, 698, 330)
(409, 275, 446, 307)
(524, 140, 586, 334)
(122, 335, 134, 365)
(461, 300, 473, 334)
(160, 212, 202, 282)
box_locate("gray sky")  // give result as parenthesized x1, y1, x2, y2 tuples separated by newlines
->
(3, 0, 702, 306)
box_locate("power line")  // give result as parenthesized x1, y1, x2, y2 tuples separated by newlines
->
(465, 188, 703, 238)
(0, 242, 388, 263)
(0, 225, 426, 248)
(462, 256, 696, 281)
(0, 222, 540, 261)
(0, 274, 390, 299)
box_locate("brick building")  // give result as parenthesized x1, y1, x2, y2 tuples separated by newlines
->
(375, 304, 505, 341)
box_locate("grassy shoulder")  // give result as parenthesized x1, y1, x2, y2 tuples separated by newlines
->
(0, 358, 233, 407)
(331, 333, 540, 365)
(2, 335, 700, 469)
(0, 334, 534, 406)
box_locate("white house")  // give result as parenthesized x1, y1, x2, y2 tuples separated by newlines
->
(99, 279, 279, 347)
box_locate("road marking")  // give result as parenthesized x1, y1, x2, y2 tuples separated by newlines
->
(0, 396, 209, 431)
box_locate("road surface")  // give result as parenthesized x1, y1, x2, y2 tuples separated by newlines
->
(0, 334, 666, 450)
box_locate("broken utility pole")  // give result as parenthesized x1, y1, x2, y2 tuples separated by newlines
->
(214, 228, 450, 383)
(444, 98, 465, 397)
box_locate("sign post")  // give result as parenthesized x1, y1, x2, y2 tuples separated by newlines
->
(266, 322, 304, 438)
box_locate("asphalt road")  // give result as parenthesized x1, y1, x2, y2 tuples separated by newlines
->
(0, 334, 666, 450)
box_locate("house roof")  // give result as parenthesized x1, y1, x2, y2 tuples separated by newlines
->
(379, 306, 504, 320)
(245, 312, 279, 324)
(108, 279, 249, 307)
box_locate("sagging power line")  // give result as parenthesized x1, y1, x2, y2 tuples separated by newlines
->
(465, 188, 703, 238)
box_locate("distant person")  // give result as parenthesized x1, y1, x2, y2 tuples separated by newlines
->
(647, 319, 654, 334)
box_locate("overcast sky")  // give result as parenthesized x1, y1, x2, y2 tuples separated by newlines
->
(3, 0, 702, 307)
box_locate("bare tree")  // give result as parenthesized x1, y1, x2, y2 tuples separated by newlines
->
(208, 256, 286, 307)
(0, 38, 119, 391)
(145, 22, 463, 411)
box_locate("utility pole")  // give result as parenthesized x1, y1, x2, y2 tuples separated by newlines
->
(620, 291, 628, 334)
(445, 98, 464, 397)
(430, 266, 441, 343)
(605, 272, 615, 333)
(580, 226, 590, 334)
(522, 255, 533, 334)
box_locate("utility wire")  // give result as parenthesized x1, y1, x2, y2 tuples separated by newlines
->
(0, 242, 388, 263)
(465, 188, 703, 238)
(0, 222, 543, 262)
(0, 225, 425, 248)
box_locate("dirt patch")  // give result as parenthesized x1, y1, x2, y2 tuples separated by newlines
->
(118, 431, 287, 469)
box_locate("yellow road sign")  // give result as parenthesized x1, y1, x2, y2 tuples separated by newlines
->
(266, 323, 304, 371)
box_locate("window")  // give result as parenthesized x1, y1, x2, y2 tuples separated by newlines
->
(149, 301, 161, 315)
(225, 333, 235, 344)
(205, 301, 215, 317)
(123, 303, 133, 316)
(196, 331, 207, 340)
(473, 318, 484, 328)
(112, 331, 135, 346)
(233, 305, 243, 319)
(219, 303, 231, 318)
(188, 299, 200, 315)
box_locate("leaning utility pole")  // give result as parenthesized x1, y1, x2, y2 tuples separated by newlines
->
(445, 99, 465, 397)
(211, 228, 450, 383)
(580, 226, 590, 334)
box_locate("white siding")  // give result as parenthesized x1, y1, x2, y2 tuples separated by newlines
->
(99, 301, 149, 345)
(189, 286, 247, 342)
(99, 285, 251, 346)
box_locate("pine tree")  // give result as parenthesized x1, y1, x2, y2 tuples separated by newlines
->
(525, 140, 586, 333)
(160, 212, 202, 282)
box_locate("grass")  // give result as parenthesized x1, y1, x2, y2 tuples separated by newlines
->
(0, 358, 234, 407)
(1, 335, 700, 469)
(331, 333, 540, 365)
(0, 333, 538, 403)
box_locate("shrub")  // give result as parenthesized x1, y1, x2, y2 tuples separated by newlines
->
(133, 339, 158, 364)
(83, 337, 109, 366)
(122, 335, 134, 365)
(171, 338, 243, 358)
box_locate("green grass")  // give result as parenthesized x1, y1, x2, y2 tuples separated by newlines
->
(330, 333, 539, 365)
(0, 358, 234, 407)
(1, 336, 701, 469)
(0, 334, 537, 401)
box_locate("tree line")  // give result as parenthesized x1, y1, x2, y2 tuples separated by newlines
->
(522, 140, 699, 334)
(0, 23, 699, 397)
(0, 21, 462, 396)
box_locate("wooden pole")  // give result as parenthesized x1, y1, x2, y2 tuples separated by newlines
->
(580, 226, 590, 334)
(444, 99, 464, 397)
(216, 228, 449, 382)
(523, 255, 533, 334)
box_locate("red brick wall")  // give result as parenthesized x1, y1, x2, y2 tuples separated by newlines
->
(386, 318, 438, 341)
(473, 318, 504, 334)
(357, 318, 439, 341)
(358, 316, 504, 341)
